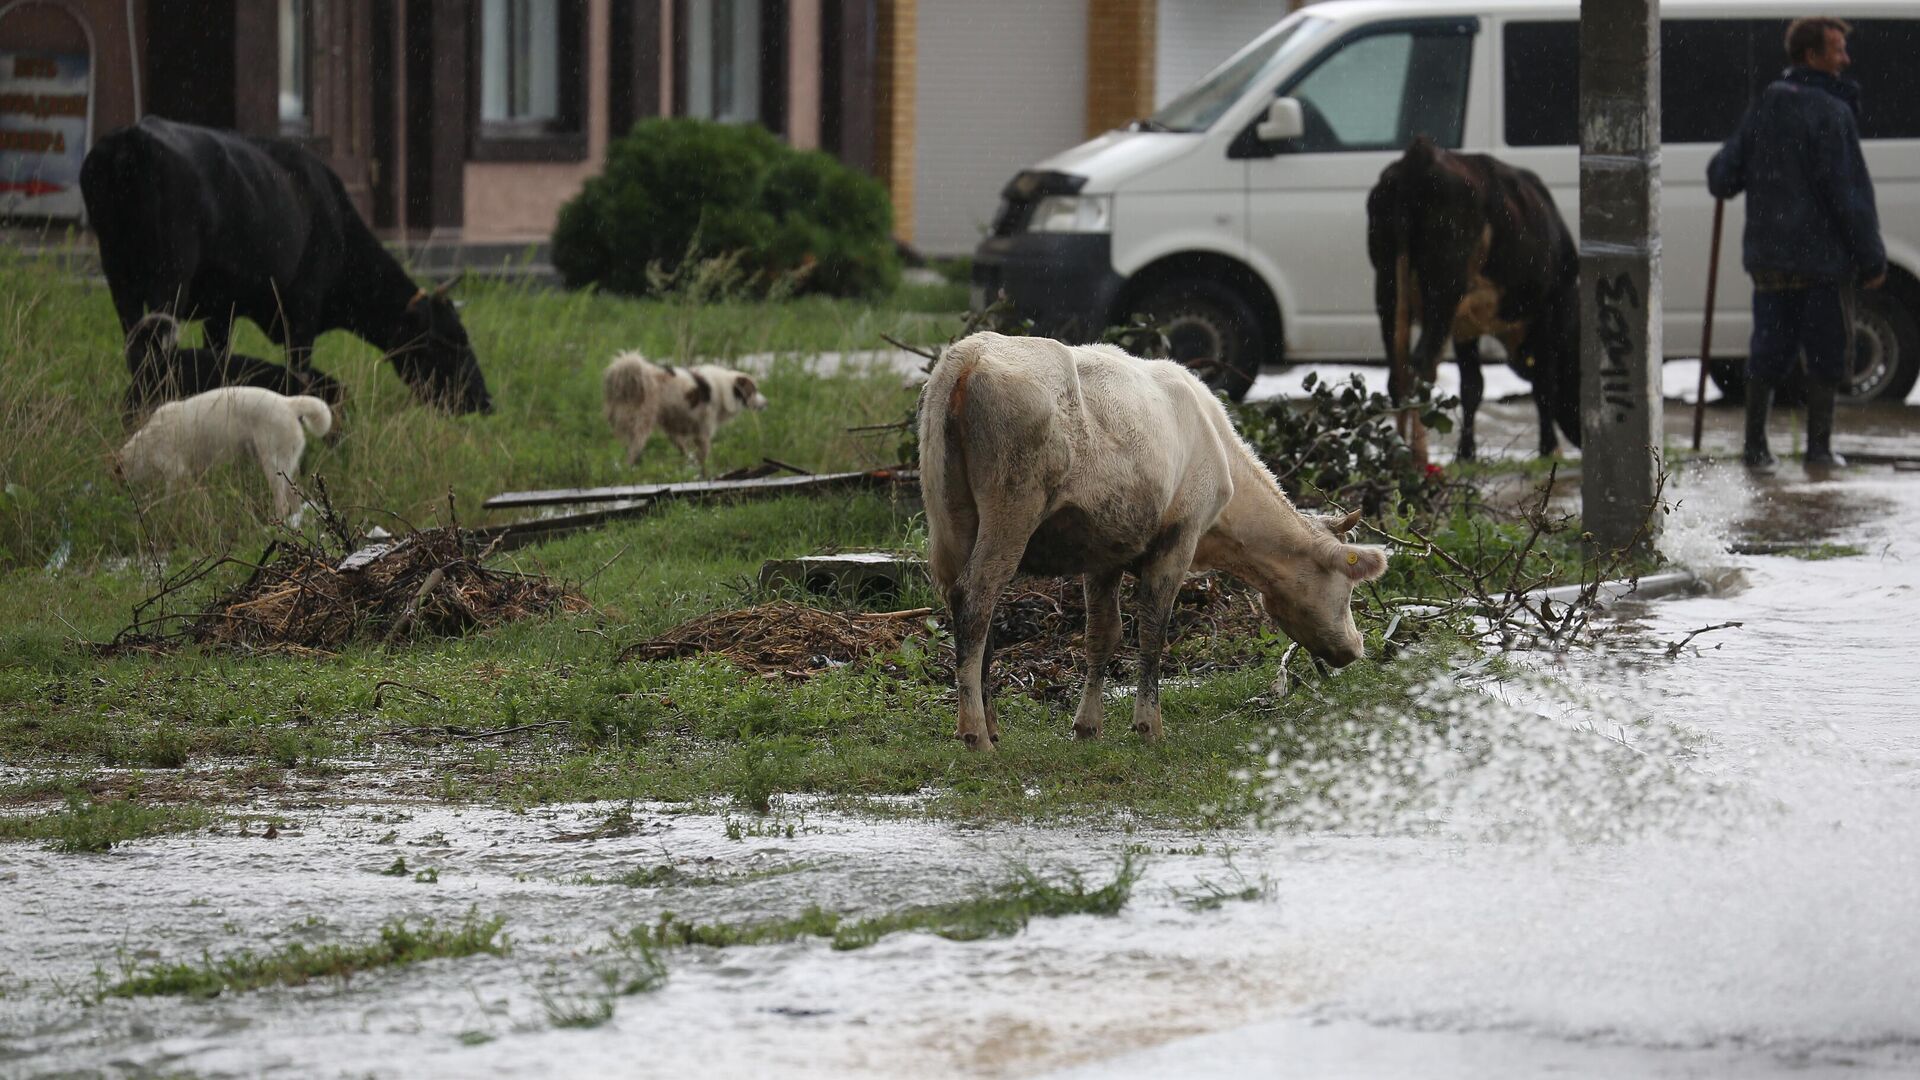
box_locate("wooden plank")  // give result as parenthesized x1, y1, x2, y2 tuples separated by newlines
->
(468, 500, 656, 552)
(483, 468, 910, 510)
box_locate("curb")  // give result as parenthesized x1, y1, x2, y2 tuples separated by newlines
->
(1527, 569, 1701, 608)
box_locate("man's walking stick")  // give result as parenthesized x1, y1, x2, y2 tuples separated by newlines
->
(1691, 199, 1727, 451)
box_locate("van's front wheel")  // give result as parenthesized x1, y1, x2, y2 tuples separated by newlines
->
(1135, 279, 1263, 401)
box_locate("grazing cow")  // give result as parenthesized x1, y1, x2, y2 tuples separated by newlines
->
(113, 386, 333, 527)
(80, 116, 492, 414)
(121, 312, 345, 431)
(1366, 136, 1581, 462)
(920, 332, 1389, 751)
(602, 352, 768, 476)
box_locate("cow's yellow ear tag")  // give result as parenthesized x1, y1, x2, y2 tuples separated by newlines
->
(1347, 552, 1359, 566)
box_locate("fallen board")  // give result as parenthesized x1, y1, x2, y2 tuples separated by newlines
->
(469, 500, 654, 552)
(482, 468, 911, 511)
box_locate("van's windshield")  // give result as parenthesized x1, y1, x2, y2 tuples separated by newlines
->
(1148, 15, 1331, 132)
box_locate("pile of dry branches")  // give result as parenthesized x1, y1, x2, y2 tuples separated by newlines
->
(108, 499, 586, 653)
(621, 573, 1272, 700)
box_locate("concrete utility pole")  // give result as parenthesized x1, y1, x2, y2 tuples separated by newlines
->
(1579, 0, 1664, 553)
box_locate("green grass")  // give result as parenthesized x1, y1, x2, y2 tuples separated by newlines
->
(104, 913, 508, 999)
(0, 250, 954, 569)
(0, 795, 210, 852)
(0, 256, 1609, 834)
(628, 856, 1139, 952)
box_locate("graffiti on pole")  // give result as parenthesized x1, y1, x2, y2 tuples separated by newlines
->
(1594, 271, 1642, 424)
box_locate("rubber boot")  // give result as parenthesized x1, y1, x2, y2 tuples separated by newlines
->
(1804, 381, 1848, 468)
(1743, 378, 1778, 473)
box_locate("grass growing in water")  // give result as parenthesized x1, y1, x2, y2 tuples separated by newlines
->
(0, 795, 209, 852)
(105, 913, 508, 999)
(629, 856, 1139, 952)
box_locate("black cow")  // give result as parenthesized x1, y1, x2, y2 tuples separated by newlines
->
(120, 312, 345, 430)
(1366, 136, 1580, 461)
(80, 116, 491, 414)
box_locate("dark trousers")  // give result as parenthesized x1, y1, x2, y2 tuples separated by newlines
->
(1747, 282, 1853, 388)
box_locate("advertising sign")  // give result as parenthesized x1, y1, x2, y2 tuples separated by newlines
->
(0, 50, 90, 219)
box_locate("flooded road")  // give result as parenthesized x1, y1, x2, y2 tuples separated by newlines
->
(6, 378, 1920, 1078)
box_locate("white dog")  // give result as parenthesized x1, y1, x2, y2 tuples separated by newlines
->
(602, 352, 768, 476)
(114, 386, 333, 526)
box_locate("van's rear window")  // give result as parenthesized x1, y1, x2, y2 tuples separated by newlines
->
(1502, 18, 1920, 147)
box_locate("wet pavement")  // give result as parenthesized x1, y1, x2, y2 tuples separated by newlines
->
(5, 372, 1920, 1079)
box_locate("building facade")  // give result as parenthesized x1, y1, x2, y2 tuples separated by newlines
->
(1, 0, 1299, 254)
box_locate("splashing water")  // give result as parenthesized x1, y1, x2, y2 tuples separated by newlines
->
(1221, 464, 1920, 1071)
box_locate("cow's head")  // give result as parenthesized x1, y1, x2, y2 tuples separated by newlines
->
(1253, 509, 1389, 668)
(389, 278, 492, 414)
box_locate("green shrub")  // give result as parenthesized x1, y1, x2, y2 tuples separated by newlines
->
(552, 119, 898, 299)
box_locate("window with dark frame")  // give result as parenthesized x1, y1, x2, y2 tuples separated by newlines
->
(470, 0, 587, 162)
(672, 0, 788, 136)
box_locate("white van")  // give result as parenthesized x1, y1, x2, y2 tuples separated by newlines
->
(971, 0, 1920, 403)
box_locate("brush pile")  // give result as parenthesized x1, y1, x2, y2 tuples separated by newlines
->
(622, 573, 1274, 699)
(108, 513, 585, 653)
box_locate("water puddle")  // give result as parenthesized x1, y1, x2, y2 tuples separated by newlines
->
(6, 460, 1920, 1078)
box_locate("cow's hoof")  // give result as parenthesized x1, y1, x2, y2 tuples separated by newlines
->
(959, 731, 996, 753)
(1132, 721, 1162, 742)
(1072, 724, 1101, 740)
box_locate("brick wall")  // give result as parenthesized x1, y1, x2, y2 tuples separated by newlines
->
(1085, 0, 1156, 138)
(875, 0, 916, 244)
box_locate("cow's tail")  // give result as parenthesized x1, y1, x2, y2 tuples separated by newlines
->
(919, 334, 1001, 589)
(289, 395, 333, 440)
(125, 312, 179, 372)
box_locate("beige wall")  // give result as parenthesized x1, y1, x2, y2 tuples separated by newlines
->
(461, 0, 610, 242)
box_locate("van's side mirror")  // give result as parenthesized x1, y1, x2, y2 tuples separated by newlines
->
(1256, 98, 1306, 143)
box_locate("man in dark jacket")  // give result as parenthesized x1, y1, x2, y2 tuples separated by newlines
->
(1708, 16, 1886, 471)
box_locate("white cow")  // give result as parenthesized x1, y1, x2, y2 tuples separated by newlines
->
(919, 332, 1389, 751)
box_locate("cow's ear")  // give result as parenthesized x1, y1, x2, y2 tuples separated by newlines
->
(1337, 544, 1389, 582)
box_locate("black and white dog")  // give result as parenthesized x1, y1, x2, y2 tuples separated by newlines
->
(603, 352, 768, 476)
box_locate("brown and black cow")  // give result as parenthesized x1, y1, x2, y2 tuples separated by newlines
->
(1366, 136, 1581, 462)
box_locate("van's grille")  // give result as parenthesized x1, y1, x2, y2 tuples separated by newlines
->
(988, 170, 1088, 237)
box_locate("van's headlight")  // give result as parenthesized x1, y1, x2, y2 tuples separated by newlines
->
(1028, 194, 1112, 234)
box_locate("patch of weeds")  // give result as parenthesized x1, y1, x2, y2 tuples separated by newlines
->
(457, 1030, 496, 1047)
(627, 855, 1140, 953)
(727, 732, 811, 813)
(381, 856, 411, 876)
(542, 991, 616, 1030)
(137, 724, 191, 769)
(1172, 862, 1274, 912)
(538, 935, 668, 1031)
(0, 795, 209, 853)
(723, 813, 800, 842)
(105, 912, 508, 999)
(612, 863, 694, 888)
(1779, 542, 1863, 561)
(414, 867, 440, 884)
